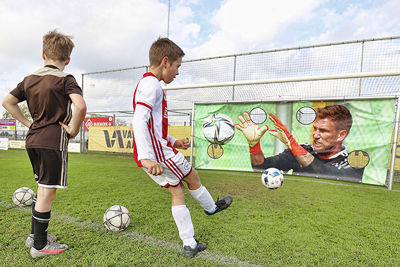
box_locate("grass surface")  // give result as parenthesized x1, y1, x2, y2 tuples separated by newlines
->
(1, 149, 400, 266)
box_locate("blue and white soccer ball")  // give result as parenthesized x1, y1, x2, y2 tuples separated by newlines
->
(261, 168, 284, 190)
(202, 113, 235, 145)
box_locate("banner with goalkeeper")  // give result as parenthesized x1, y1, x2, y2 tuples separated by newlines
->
(194, 99, 396, 186)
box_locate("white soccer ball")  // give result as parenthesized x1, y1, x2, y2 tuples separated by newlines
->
(103, 205, 131, 232)
(12, 187, 36, 207)
(202, 113, 235, 145)
(261, 168, 284, 190)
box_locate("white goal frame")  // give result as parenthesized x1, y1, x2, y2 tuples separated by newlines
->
(163, 72, 400, 190)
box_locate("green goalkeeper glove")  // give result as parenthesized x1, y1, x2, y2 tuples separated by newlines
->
(234, 111, 269, 153)
(268, 113, 307, 156)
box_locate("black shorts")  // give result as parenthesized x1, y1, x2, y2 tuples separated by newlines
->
(26, 148, 68, 189)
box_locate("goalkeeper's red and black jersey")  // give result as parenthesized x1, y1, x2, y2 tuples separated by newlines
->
(9, 65, 82, 151)
(252, 144, 364, 182)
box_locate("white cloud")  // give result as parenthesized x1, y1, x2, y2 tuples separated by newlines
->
(307, 0, 400, 44)
(188, 0, 324, 58)
(1, 0, 400, 117)
(0, 0, 200, 114)
(169, 4, 200, 46)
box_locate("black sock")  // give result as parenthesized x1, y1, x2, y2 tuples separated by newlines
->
(30, 198, 36, 235)
(32, 209, 51, 250)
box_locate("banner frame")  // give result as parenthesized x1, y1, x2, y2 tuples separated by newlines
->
(388, 96, 400, 190)
(191, 95, 400, 190)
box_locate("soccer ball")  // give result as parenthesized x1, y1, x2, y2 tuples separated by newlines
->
(261, 168, 284, 190)
(12, 187, 35, 206)
(202, 113, 235, 145)
(103, 205, 131, 232)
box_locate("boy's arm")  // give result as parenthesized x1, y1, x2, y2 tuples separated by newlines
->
(59, 93, 87, 138)
(132, 104, 163, 175)
(140, 159, 163, 175)
(1, 94, 32, 128)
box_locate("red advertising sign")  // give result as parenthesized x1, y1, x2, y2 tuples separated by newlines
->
(84, 117, 113, 131)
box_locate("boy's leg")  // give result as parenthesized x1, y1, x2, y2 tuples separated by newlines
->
(183, 169, 233, 215)
(26, 148, 69, 257)
(184, 169, 216, 212)
(168, 183, 196, 248)
(30, 186, 68, 257)
(33, 186, 57, 249)
(26, 192, 57, 247)
(30, 197, 36, 235)
(168, 183, 206, 258)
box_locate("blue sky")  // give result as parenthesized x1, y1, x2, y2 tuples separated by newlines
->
(1, 0, 400, 115)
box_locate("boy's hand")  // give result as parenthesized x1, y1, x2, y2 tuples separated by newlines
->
(141, 159, 163, 175)
(174, 137, 190, 149)
(234, 111, 269, 147)
(59, 122, 79, 138)
(268, 113, 307, 156)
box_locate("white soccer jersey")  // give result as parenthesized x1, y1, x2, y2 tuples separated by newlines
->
(132, 72, 178, 167)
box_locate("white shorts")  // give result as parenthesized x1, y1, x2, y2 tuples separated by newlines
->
(142, 152, 192, 187)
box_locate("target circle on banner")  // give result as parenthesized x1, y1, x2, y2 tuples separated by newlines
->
(347, 150, 370, 169)
(249, 107, 267, 124)
(207, 144, 224, 159)
(296, 106, 316, 125)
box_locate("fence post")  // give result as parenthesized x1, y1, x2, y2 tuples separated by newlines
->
(358, 41, 365, 96)
(232, 55, 237, 101)
(80, 73, 85, 153)
(190, 103, 195, 166)
(388, 96, 400, 190)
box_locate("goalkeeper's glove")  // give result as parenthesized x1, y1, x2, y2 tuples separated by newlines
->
(268, 113, 307, 156)
(234, 111, 269, 154)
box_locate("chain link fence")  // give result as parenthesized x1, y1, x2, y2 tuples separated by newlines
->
(82, 36, 400, 125)
(81, 37, 400, 185)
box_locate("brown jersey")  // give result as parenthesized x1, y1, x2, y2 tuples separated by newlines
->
(10, 65, 82, 151)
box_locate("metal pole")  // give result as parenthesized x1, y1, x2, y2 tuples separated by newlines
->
(81, 73, 85, 153)
(164, 71, 400, 91)
(14, 119, 17, 140)
(388, 96, 400, 190)
(358, 41, 365, 96)
(232, 55, 237, 101)
(189, 103, 195, 166)
(274, 103, 292, 154)
(167, 0, 170, 37)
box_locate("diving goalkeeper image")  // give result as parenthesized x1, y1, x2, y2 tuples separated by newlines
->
(235, 104, 365, 182)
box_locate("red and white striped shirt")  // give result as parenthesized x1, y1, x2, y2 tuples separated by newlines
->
(132, 72, 178, 167)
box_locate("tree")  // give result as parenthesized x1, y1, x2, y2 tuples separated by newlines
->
(2, 102, 31, 119)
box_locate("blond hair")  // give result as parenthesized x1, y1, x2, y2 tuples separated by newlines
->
(149, 38, 185, 67)
(43, 30, 74, 61)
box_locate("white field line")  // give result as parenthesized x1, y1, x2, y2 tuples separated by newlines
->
(0, 201, 264, 267)
(200, 169, 400, 193)
(0, 157, 27, 160)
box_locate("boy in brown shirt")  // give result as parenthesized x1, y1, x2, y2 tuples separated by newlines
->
(2, 29, 86, 258)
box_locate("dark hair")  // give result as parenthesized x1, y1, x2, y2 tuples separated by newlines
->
(316, 104, 352, 132)
(149, 38, 185, 67)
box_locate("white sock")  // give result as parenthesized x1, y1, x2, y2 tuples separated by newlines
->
(171, 205, 196, 248)
(189, 185, 216, 213)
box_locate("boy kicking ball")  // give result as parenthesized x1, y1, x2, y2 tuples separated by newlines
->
(132, 38, 232, 258)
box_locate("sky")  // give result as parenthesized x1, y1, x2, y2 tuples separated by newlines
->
(1, 0, 400, 116)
